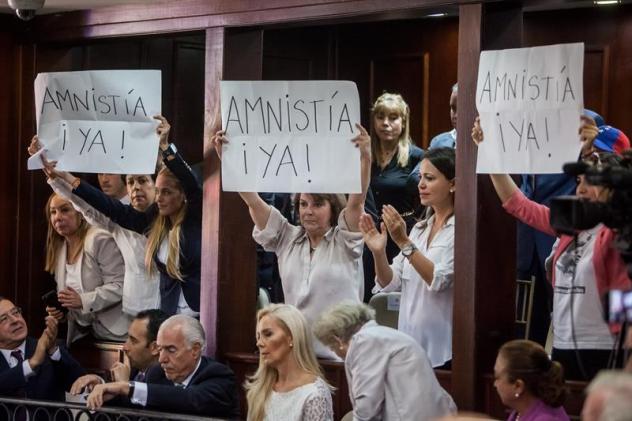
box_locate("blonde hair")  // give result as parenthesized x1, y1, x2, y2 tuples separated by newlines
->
(371, 92, 413, 168)
(44, 193, 89, 274)
(144, 167, 187, 281)
(245, 304, 328, 421)
(314, 301, 375, 349)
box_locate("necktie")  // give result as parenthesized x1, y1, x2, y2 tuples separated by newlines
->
(174, 383, 185, 389)
(10, 349, 24, 365)
(134, 371, 146, 382)
(11, 349, 28, 401)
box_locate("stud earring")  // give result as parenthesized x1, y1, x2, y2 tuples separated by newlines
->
(289, 343, 293, 348)
(514, 392, 520, 398)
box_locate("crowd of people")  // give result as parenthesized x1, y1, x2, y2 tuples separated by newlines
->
(1, 81, 631, 421)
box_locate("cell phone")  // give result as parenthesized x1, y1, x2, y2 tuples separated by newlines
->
(41, 289, 68, 314)
(604, 289, 632, 324)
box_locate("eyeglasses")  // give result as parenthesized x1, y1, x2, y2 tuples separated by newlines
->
(0, 307, 22, 325)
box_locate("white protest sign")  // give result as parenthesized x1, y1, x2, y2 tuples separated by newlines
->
(476, 43, 584, 173)
(220, 80, 361, 193)
(29, 70, 161, 174)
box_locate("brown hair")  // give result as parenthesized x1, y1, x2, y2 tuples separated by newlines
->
(499, 340, 568, 407)
(293, 193, 347, 228)
(44, 193, 90, 274)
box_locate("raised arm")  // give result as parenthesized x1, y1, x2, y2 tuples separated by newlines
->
(471, 116, 519, 203)
(345, 123, 371, 232)
(210, 129, 271, 230)
(359, 213, 393, 287)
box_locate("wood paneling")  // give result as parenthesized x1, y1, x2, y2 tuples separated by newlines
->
(452, 1, 522, 411)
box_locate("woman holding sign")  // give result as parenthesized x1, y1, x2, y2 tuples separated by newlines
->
(212, 124, 370, 359)
(37, 116, 202, 318)
(360, 147, 456, 368)
(471, 117, 631, 380)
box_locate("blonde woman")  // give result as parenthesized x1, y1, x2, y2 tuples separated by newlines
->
(45, 193, 129, 344)
(246, 304, 333, 421)
(314, 302, 456, 421)
(369, 92, 424, 260)
(41, 116, 202, 316)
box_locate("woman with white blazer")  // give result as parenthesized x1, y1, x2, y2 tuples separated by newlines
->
(315, 301, 456, 421)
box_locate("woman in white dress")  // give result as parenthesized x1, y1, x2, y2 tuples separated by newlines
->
(361, 147, 456, 367)
(314, 301, 456, 420)
(245, 304, 333, 421)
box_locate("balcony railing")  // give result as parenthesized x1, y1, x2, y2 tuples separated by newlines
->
(0, 397, 230, 421)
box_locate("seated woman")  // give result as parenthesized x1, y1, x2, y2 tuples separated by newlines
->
(314, 301, 456, 420)
(246, 304, 333, 421)
(45, 193, 129, 344)
(472, 119, 631, 380)
(494, 339, 569, 421)
(361, 147, 456, 368)
(30, 136, 162, 317)
(39, 116, 202, 317)
(211, 125, 370, 359)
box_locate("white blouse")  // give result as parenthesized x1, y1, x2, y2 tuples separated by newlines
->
(254, 207, 364, 359)
(373, 214, 454, 367)
(549, 225, 614, 350)
(264, 377, 333, 421)
(345, 321, 456, 421)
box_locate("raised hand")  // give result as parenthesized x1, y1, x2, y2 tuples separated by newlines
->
(154, 115, 171, 149)
(110, 361, 131, 382)
(471, 116, 484, 145)
(359, 213, 387, 253)
(46, 306, 65, 321)
(381, 205, 409, 248)
(210, 129, 227, 159)
(352, 123, 371, 161)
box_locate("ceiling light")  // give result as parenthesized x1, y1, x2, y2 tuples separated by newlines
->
(594, 0, 621, 5)
(425, 13, 448, 18)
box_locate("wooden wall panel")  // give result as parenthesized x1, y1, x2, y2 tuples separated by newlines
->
(524, 6, 632, 135)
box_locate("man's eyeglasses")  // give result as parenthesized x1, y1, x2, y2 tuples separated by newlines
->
(0, 307, 22, 325)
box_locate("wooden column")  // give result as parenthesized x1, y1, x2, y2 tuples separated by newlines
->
(202, 27, 263, 357)
(452, 1, 523, 411)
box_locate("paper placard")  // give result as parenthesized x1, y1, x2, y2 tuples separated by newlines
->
(29, 70, 161, 174)
(475, 43, 584, 174)
(220, 80, 361, 193)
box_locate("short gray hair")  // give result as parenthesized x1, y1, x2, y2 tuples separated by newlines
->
(587, 370, 632, 421)
(313, 301, 375, 348)
(451, 83, 458, 94)
(159, 315, 206, 352)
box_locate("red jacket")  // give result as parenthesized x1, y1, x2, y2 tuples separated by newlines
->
(502, 189, 631, 299)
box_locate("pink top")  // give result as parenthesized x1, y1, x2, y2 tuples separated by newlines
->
(507, 399, 569, 421)
(502, 189, 631, 299)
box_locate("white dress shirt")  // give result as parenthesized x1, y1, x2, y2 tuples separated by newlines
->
(345, 321, 456, 421)
(131, 358, 202, 406)
(1, 341, 61, 379)
(373, 214, 454, 367)
(254, 207, 364, 359)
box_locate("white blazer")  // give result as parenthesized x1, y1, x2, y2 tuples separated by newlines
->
(55, 226, 130, 345)
(345, 321, 457, 421)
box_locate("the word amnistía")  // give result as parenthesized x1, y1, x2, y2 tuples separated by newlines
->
(478, 66, 577, 105)
(41, 87, 148, 117)
(224, 90, 354, 135)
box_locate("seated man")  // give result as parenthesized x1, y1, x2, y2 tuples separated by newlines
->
(0, 296, 84, 400)
(87, 314, 239, 418)
(70, 309, 168, 394)
(582, 370, 632, 421)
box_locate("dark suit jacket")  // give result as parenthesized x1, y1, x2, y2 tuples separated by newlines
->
(0, 337, 85, 401)
(143, 356, 238, 418)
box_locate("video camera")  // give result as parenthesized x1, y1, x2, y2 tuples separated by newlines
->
(549, 151, 632, 278)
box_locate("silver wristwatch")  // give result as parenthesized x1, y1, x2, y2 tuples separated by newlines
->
(401, 243, 418, 258)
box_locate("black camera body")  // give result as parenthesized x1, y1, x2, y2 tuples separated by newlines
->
(549, 154, 632, 278)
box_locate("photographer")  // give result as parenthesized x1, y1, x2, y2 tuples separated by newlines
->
(472, 120, 631, 380)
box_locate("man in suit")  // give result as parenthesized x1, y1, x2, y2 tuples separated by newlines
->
(86, 314, 239, 418)
(429, 83, 458, 149)
(70, 309, 168, 394)
(0, 296, 84, 400)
